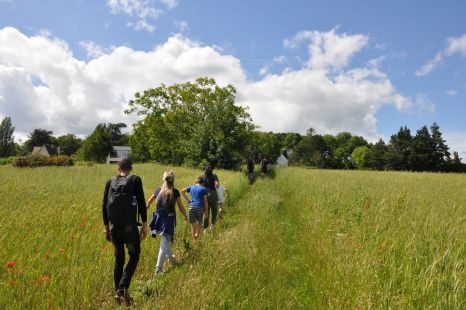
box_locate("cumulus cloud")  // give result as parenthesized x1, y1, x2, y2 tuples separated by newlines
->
(416, 34, 466, 76)
(0, 26, 415, 145)
(283, 28, 368, 70)
(107, 0, 178, 32)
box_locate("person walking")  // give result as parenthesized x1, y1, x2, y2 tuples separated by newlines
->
(202, 164, 219, 231)
(247, 158, 255, 183)
(102, 159, 147, 305)
(260, 156, 269, 177)
(181, 176, 208, 243)
(146, 171, 188, 275)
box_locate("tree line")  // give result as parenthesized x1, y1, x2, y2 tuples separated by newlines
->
(0, 77, 464, 172)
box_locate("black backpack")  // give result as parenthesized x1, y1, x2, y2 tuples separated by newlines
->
(107, 175, 135, 225)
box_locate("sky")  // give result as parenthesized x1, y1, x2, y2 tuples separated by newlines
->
(0, 0, 465, 158)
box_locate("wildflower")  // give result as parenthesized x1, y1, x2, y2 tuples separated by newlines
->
(7, 261, 15, 268)
(59, 247, 65, 254)
(10, 279, 15, 286)
(41, 276, 49, 281)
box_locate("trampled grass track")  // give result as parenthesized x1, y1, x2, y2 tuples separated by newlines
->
(1, 165, 465, 309)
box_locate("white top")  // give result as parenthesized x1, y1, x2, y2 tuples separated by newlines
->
(217, 186, 226, 203)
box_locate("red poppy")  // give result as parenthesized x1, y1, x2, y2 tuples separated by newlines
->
(10, 279, 15, 286)
(7, 261, 15, 268)
(59, 247, 65, 254)
(41, 276, 49, 281)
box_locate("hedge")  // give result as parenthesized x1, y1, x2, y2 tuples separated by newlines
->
(13, 155, 74, 167)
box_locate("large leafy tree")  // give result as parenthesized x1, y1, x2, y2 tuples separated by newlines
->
(0, 116, 16, 157)
(80, 124, 113, 163)
(126, 77, 254, 169)
(57, 134, 82, 156)
(106, 123, 129, 146)
(23, 128, 57, 152)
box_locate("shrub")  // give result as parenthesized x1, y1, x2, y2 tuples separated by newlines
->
(0, 156, 17, 165)
(13, 155, 74, 167)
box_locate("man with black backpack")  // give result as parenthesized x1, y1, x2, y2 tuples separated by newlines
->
(102, 158, 147, 305)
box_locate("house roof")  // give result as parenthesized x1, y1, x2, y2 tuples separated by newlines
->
(32, 145, 58, 156)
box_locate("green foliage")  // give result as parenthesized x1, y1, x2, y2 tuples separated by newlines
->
(56, 134, 82, 156)
(80, 124, 113, 163)
(126, 77, 254, 169)
(106, 123, 129, 146)
(351, 145, 370, 169)
(290, 134, 332, 167)
(13, 155, 74, 167)
(367, 139, 388, 170)
(387, 126, 412, 170)
(0, 156, 16, 165)
(23, 128, 57, 153)
(0, 116, 16, 157)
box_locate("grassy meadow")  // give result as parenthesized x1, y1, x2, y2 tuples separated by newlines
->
(0, 164, 465, 309)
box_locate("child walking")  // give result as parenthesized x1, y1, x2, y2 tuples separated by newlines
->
(181, 176, 208, 243)
(147, 171, 188, 274)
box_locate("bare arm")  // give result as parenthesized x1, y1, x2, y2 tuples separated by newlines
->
(180, 187, 190, 204)
(146, 194, 155, 209)
(176, 197, 188, 223)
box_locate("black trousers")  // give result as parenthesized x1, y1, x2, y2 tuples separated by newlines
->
(110, 224, 141, 293)
(203, 189, 218, 229)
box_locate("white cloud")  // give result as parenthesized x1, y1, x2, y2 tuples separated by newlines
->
(79, 41, 113, 59)
(446, 89, 458, 96)
(283, 28, 368, 70)
(107, 0, 177, 32)
(174, 20, 189, 33)
(0, 26, 415, 147)
(416, 34, 466, 76)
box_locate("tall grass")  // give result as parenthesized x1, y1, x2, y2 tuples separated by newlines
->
(1, 165, 464, 308)
(0, 164, 246, 309)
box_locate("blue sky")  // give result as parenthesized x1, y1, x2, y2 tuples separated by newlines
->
(1, 0, 465, 158)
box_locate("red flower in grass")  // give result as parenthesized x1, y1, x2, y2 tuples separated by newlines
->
(10, 279, 16, 286)
(7, 261, 15, 268)
(41, 276, 49, 281)
(44, 252, 49, 259)
(59, 247, 65, 254)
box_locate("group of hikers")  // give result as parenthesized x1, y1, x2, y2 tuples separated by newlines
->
(102, 158, 231, 305)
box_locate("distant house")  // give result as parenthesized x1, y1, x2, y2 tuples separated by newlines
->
(107, 146, 131, 163)
(276, 149, 293, 166)
(32, 145, 59, 157)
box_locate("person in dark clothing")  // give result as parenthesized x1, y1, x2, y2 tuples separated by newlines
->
(260, 157, 269, 177)
(102, 158, 147, 305)
(247, 158, 255, 183)
(202, 164, 219, 230)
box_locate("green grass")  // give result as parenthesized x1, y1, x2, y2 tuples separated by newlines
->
(0, 165, 465, 309)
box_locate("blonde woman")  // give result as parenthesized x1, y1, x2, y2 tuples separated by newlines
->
(147, 171, 188, 274)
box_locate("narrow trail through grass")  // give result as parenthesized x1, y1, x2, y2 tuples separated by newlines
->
(128, 172, 319, 309)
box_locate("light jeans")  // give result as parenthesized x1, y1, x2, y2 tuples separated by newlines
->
(156, 235, 175, 273)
